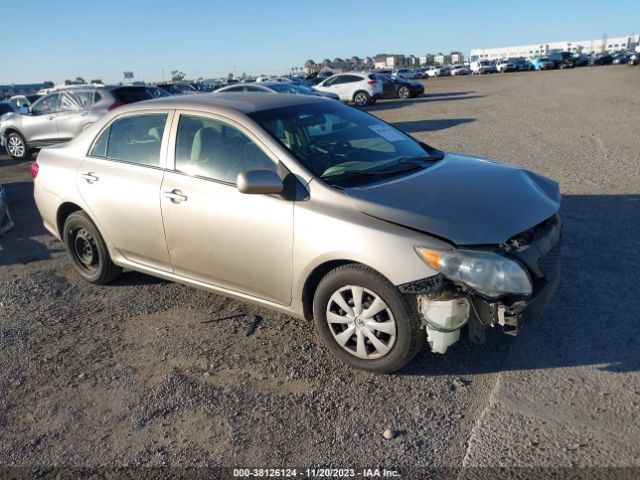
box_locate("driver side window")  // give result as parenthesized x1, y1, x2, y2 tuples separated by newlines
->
(31, 94, 60, 115)
(174, 115, 277, 184)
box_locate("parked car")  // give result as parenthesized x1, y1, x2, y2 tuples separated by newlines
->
(511, 59, 532, 71)
(449, 64, 471, 76)
(0, 85, 154, 160)
(0, 103, 16, 117)
(0, 183, 14, 234)
(424, 66, 449, 77)
(314, 73, 383, 106)
(495, 59, 516, 72)
(156, 83, 199, 94)
(32, 93, 561, 373)
(146, 86, 172, 98)
(8, 94, 42, 110)
(392, 69, 422, 80)
(589, 54, 613, 66)
(215, 81, 340, 100)
(531, 57, 555, 70)
(548, 51, 575, 68)
(470, 60, 495, 74)
(612, 53, 630, 64)
(375, 74, 424, 99)
(574, 54, 590, 67)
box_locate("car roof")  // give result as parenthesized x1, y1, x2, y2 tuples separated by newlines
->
(115, 92, 329, 114)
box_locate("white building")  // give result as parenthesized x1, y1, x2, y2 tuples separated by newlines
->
(450, 51, 464, 64)
(470, 34, 640, 60)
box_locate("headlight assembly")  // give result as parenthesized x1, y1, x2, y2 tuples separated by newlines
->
(415, 247, 532, 297)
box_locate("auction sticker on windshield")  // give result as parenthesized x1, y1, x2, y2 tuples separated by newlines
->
(368, 125, 406, 142)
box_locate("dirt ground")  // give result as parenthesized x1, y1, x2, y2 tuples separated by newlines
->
(1, 66, 639, 478)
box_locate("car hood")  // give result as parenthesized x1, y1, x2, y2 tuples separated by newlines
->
(344, 153, 561, 245)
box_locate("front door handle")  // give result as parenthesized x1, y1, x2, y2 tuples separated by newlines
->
(47, 115, 55, 120)
(163, 189, 188, 203)
(80, 172, 99, 184)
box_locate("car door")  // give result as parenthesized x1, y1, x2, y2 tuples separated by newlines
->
(335, 75, 358, 101)
(55, 91, 91, 141)
(317, 75, 341, 96)
(21, 93, 61, 144)
(160, 112, 294, 304)
(380, 77, 396, 98)
(76, 111, 173, 272)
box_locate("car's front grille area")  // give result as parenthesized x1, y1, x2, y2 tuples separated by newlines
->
(538, 243, 561, 279)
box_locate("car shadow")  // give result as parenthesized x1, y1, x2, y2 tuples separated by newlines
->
(399, 193, 640, 376)
(0, 181, 63, 266)
(368, 92, 483, 112)
(391, 118, 475, 133)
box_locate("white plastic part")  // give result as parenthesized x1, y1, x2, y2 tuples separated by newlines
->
(420, 298, 470, 354)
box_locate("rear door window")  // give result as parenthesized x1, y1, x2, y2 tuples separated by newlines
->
(100, 114, 168, 166)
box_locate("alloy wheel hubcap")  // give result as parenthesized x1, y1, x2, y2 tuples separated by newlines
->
(8, 136, 24, 157)
(326, 285, 397, 360)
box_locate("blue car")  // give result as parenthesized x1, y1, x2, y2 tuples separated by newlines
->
(531, 57, 554, 70)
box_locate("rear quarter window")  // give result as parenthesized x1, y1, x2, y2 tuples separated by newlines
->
(113, 88, 154, 104)
(92, 114, 168, 166)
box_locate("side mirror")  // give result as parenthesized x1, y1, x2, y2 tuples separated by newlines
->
(18, 106, 30, 114)
(237, 170, 283, 195)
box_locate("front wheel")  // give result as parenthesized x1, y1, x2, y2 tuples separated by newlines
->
(353, 91, 370, 107)
(313, 264, 424, 373)
(63, 211, 122, 284)
(5, 132, 29, 160)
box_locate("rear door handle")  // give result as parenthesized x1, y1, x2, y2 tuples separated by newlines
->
(80, 172, 99, 184)
(163, 189, 188, 203)
(47, 115, 55, 120)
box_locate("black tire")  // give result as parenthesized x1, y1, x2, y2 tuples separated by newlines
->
(352, 91, 370, 107)
(63, 211, 122, 284)
(398, 86, 411, 99)
(313, 264, 424, 373)
(5, 132, 30, 160)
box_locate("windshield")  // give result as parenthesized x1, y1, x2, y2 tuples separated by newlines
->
(249, 102, 439, 186)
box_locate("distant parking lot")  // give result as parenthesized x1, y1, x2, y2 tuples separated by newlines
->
(1, 66, 639, 474)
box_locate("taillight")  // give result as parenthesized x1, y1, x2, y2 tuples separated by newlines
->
(108, 100, 124, 111)
(31, 161, 39, 179)
(367, 80, 377, 85)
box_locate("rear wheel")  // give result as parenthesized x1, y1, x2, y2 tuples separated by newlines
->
(6, 132, 29, 160)
(313, 264, 424, 373)
(353, 91, 370, 107)
(398, 86, 410, 99)
(63, 211, 122, 284)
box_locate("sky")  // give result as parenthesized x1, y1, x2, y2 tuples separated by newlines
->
(2, 0, 639, 84)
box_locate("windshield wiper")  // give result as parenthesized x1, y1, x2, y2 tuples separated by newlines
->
(323, 163, 426, 182)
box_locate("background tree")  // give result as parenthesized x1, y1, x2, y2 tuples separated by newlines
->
(171, 70, 185, 82)
(90, 79, 103, 84)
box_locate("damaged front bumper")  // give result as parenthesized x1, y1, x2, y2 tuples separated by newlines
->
(405, 215, 562, 354)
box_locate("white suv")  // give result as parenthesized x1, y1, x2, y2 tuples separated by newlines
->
(313, 73, 383, 106)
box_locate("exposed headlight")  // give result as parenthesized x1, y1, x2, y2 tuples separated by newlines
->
(415, 247, 532, 297)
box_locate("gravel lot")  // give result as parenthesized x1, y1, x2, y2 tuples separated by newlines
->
(1, 66, 639, 478)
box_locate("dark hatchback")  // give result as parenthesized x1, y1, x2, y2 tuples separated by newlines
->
(375, 74, 424, 100)
(548, 51, 575, 68)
